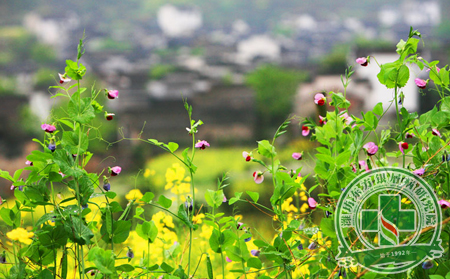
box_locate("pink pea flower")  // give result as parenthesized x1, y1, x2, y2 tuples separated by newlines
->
(195, 140, 210, 150)
(242, 151, 252, 162)
(351, 163, 357, 173)
(319, 115, 326, 125)
(59, 171, 66, 178)
(439, 199, 450, 209)
(432, 128, 441, 137)
(110, 166, 122, 176)
(427, 66, 440, 73)
(292, 152, 303, 160)
(415, 78, 427, 89)
(363, 142, 378, 156)
(58, 73, 71, 84)
(405, 132, 414, 139)
(302, 125, 310, 136)
(105, 112, 115, 121)
(307, 197, 318, 210)
(107, 90, 119, 99)
(0, 196, 2, 205)
(223, 195, 227, 203)
(237, 222, 244, 230)
(356, 57, 368, 66)
(25, 160, 33, 166)
(340, 112, 355, 127)
(41, 124, 56, 133)
(399, 142, 409, 154)
(314, 93, 326, 106)
(359, 160, 369, 171)
(413, 168, 425, 176)
(253, 171, 264, 184)
(226, 256, 232, 263)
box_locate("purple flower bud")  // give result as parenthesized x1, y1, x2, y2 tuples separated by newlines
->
(48, 142, 56, 152)
(18, 186, 24, 191)
(127, 249, 134, 259)
(244, 236, 252, 242)
(103, 183, 111, 191)
(297, 243, 303, 250)
(185, 200, 193, 212)
(0, 255, 6, 264)
(250, 250, 260, 257)
(422, 260, 433, 269)
(326, 211, 332, 218)
(338, 268, 347, 277)
(308, 241, 317, 250)
(82, 204, 88, 210)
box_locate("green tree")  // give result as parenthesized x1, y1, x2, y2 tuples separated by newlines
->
(246, 65, 308, 136)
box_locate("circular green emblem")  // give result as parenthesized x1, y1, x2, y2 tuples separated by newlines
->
(335, 167, 444, 274)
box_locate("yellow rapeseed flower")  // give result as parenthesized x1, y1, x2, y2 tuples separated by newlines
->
(7, 228, 34, 245)
(143, 168, 155, 178)
(281, 197, 298, 213)
(401, 197, 411, 204)
(192, 213, 205, 224)
(125, 189, 144, 200)
(300, 203, 309, 213)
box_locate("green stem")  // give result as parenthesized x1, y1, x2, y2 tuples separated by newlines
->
(147, 241, 151, 279)
(53, 249, 57, 279)
(221, 252, 225, 279)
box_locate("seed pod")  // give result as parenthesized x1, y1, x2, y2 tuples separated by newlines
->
(206, 255, 213, 279)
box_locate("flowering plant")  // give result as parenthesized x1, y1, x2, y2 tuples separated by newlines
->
(0, 27, 450, 279)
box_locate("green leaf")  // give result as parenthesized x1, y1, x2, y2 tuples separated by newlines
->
(0, 170, 13, 182)
(64, 216, 94, 245)
(160, 262, 175, 273)
(320, 218, 336, 238)
(140, 192, 155, 203)
(87, 247, 116, 275)
(105, 191, 117, 199)
(37, 269, 53, 279)
(177, 204, 193, 229)
(228, 192, 243, 205)
(111, 220, 131, 244)
(247, 257, 262, 269)
(157, 195, 173, 208)
(91, 100, 104, 113)
(373, 102, 383, 116)
(257, 140, 276, 158)
(61, 130, 89, 154)
(167, 142, 179, 153)
(429, 275, 445, 279)
(0, 208, 13, 226)
(136, 221, 158, 243)
(396, 64, 410, 88)
(38, 225, 68, 249)
(205, 190, 224, 208)
(67, 93, 95, 124)
(246, 191, 259, 203)
(209, 230, 221, 253)
(115, 264, 134, 272)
